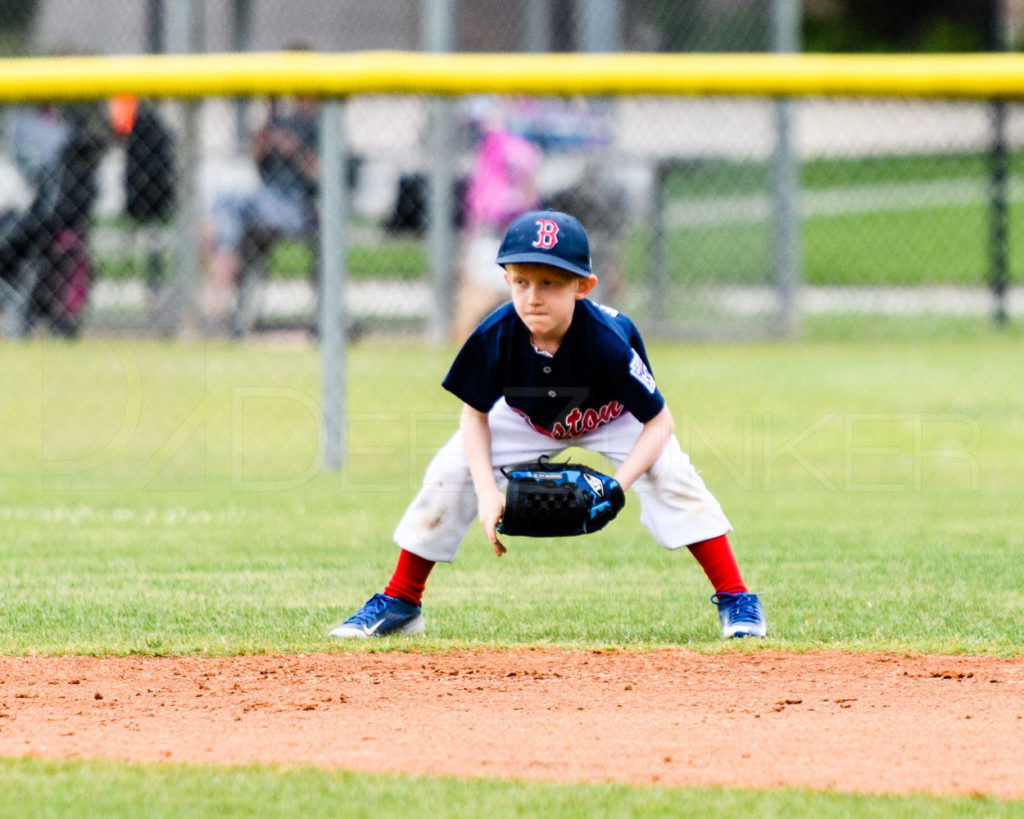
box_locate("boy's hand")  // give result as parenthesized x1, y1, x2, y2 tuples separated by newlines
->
(477, 487, 507, 556)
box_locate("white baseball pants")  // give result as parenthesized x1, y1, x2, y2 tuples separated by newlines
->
(393, 398, 731, 563)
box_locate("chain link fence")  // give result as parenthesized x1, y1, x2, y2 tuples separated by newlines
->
(1, 0, 1020, 346)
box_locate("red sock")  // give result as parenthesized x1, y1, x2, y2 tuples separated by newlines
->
(687, 534, 747, 595)
(384, 549, 435, 607)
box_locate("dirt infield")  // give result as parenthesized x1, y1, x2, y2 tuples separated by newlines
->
(1, 649, 1023, 798)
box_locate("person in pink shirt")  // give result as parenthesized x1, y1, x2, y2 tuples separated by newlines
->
(453, 120, 543, 340)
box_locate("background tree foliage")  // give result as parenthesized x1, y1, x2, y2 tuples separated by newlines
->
(0, 0, 40, 53)
(804, 0, 990, 52)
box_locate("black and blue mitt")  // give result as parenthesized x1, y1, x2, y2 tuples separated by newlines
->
(496, 456, 626, 537)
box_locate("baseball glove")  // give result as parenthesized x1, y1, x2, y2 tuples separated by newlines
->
(496, 456, 626, 537)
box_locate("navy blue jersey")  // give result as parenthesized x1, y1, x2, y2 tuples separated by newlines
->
(443, 300, 665, 439)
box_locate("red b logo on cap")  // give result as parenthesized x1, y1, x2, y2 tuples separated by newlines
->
(532, 219, 559, 249)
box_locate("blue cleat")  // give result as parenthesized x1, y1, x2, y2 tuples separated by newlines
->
(328, 593, 425, 638)
(711, 592, 766, 639)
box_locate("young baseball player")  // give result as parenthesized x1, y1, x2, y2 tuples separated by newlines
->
(330, 210, 766, 640)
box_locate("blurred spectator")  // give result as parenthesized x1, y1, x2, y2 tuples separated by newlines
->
(452, 102, 542, 341)
(0, 103, 110, 338)
(203, 94, 320, 333)
(110, 95, 177, 318)
(11, 104, 70, 187)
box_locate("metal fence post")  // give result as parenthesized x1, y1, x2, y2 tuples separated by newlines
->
(231, 0, 253, 153)
(986, 0, 1010, 327)
(524, 0, 552, 52)
(578, 0, 622, 53)
(649, 162, 670, 332)
(771, 0, 802, 337)
(319, 100, 347, 470)
(166, 0, 202, 337)
(423, 0, 457, 344)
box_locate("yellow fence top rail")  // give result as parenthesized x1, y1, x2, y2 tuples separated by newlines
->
(3, 51, 1024, 102)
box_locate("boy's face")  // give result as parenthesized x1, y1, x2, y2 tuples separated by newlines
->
(503, 263, 597, 342)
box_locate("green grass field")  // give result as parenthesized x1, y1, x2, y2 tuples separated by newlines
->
(2, 757, 1020, 819)
(1, 331, 1022, 815)
(632, 152, 1024, 287)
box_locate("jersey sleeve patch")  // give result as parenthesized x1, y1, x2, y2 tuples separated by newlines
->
(628, 348, 657, 394)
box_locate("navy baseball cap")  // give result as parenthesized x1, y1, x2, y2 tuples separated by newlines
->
(495, 210, 592, 278)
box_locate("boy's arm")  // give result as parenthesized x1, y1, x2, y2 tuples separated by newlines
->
(613, 405, 675, 492)
(460, 403, 507, 556)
